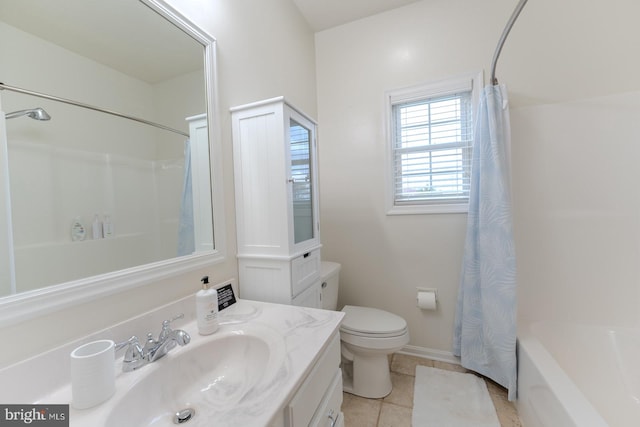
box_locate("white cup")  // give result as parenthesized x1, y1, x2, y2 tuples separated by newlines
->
(70, 339, 115, 409)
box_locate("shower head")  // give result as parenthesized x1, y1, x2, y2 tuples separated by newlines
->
(5, 108, 51, 121)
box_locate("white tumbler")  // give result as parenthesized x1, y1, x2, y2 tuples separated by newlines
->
(70, 339, 115, 409)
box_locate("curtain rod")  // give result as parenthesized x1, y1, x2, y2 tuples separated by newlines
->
(490, 0, 529, 85)
(0, 82, 189, 137)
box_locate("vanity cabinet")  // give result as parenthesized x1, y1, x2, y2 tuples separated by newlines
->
(231, 97, 322, 308)
(288, 333, 344, 427)
(270, 332, 344, 427)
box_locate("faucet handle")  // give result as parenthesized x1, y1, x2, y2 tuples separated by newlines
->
(115, 336, 145, 371)
(162, 313, 184, 328)
(159, 313, 184, 341)
(115, 335, 138, 352)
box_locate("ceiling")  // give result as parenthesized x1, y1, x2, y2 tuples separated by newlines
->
(0, 0, 421, 84)
(293, 0, 423, 31)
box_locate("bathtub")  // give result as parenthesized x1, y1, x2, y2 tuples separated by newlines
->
(517, 322, 640, 427)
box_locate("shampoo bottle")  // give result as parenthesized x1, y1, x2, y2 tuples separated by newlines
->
(102, 213, 114, 238)
(92, 214, 103, 239)
(196, 276, 218, 335)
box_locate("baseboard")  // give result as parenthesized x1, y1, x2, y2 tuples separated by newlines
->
(398, 345, 462, 365)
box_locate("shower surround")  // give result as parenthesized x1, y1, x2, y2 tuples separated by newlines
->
(6, 137, 184, 293)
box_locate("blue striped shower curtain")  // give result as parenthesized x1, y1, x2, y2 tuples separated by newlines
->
(453, 84, 517, 400)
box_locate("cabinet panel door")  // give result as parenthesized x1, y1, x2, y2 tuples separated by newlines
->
(309, 371, 344, 427)
(288, 116, 315, 245)
(287, 334, 341, 426)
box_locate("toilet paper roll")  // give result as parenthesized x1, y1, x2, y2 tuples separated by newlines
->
(70, 339, 115, 409)
(417, 291, 437, 310)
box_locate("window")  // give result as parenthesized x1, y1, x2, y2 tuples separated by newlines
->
(386, 73, 481, 214)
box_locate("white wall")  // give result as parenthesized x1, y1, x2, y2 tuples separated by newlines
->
(315, 0, 640, 355)
(512, 92, 640, 328)
(0, 0, 317, 368)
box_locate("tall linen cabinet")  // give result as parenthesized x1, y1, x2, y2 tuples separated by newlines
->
(231, 97, 322, 308)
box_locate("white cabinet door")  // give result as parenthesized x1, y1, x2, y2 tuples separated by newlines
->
(232, 97, 320, 257)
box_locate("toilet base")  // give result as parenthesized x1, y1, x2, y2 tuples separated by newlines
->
(341, 352, 392, 399)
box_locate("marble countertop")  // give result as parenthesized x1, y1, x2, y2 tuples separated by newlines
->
(0, 298, 344, 427)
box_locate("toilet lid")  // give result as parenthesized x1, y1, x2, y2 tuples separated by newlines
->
(340, 305, 407, 336)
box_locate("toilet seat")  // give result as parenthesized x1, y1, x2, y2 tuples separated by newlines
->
(340, 305, 408, 338)
(341, 330, 410, 351)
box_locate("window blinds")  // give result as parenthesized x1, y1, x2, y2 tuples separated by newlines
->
(392, 90, 473, 205)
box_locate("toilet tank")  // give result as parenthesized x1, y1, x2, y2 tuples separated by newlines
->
(320, 261, 341, 310)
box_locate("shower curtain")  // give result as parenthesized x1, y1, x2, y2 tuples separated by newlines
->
(453, 84, 517, 400)
(177, 139, 195, 256)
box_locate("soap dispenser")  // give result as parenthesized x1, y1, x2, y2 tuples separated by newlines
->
(196, 276, 218, 335)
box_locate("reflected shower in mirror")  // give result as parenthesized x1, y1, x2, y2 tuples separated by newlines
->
(0, 0, 213, 297)
(5, 107, 51, 121)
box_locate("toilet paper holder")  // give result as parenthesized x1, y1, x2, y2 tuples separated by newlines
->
(416, 287, 438, 310)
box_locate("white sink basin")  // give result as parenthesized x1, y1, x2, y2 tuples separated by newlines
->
(105, 327, 287, 427)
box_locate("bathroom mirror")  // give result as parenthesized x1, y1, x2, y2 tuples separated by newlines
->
(0, 0, 225, 325)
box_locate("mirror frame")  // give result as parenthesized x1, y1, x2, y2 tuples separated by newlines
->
(0, 0, 226, 327)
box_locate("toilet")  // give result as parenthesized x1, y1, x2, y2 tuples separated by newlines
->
(320, 261, 410, 399)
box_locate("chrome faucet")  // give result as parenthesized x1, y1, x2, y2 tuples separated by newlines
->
(115, 314, 191, 372)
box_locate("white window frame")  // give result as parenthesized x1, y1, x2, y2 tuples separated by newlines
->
(385, 72, 482, 215)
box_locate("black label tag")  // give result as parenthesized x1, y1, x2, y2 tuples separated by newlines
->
(217, 283, 236, 311)
(0, 405, 69, 426)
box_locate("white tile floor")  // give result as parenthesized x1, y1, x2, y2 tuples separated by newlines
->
(341, 353, 522, 427)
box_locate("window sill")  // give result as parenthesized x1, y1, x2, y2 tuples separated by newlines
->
(386, 203, 468, 215)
